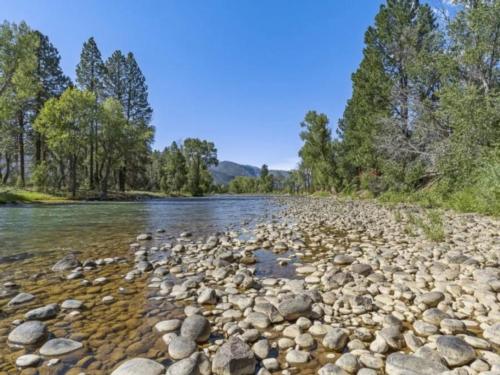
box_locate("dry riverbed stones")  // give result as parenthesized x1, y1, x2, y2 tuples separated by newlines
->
(0, 196, 499, 374)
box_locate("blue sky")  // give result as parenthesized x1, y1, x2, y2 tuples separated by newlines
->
(1, 1, 443, 170)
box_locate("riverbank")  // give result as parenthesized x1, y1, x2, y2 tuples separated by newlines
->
(0, 188, 181, 204)
(0, 196, 498, 374)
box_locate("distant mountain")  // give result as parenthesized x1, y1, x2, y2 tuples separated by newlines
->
(210, 161, 290, 185)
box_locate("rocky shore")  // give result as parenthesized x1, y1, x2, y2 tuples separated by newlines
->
(0, 197, 499, 374)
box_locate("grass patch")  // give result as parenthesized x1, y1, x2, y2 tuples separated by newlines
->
(311, 191, 332, 198)
(0, 188, 68, 204)
(403, 209, 445, 242)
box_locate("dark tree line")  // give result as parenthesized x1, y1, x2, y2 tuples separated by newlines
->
(291, 0, 499, 214)
(148, 139, 219, 196)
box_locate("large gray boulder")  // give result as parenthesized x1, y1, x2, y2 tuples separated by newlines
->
(277, 294, 313, 321)
(111, 358, 165, 375)
(8, 321, 47, 345)
(385, 352, 449, 375)
(212, 337, 256, 375)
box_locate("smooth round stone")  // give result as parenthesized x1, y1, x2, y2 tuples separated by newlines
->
(323, 328, 348, 351)
(309, 324, 329, 336)
(318, 363, 349, 375)
(385, 352, 449, 374)
(39, 338, 83, 356)
(413, 320, 438, 337)
(333, 254, 355, 265)
(278, 338, 294, 349)
(155, 319, 182, 333)
(111, 358, 165, 375)
(351, 263, 373, 276)
(422, 308, 450, 325)
(336, 353, 359, 373)
(285, 350, 309, 364)
(180, 315, 210, 343)
(8, 321, 47, 345)
(483, 323, 500, 345)
(168, 336, 197, 359)
(262, 358, 279, 371)
(16, 354, 42, 368)
(295, 333, 315, 349)
(25, 304, 59, 320)
(296, 317, 312, 330)
(61, 299, 83, 310)
(440, 319, 465, 334)
(251, 339, 270, 359)
(436, 335, 476, 366)
(415, 292, 445, 307)
(245, 312, 270, 329)
(8, 292, 35, 306)
(165, 353, 207, 375)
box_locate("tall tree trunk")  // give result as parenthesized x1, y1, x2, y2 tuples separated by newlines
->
(17, 110, 25, 187)
(100, 159, 111, 199)
(2, 154, 11, 185)
(94, 121, 99, 186)
(70, 155, 77, 198)
(118, 165, 126, 191)
(35, 132, 42, 165)
(2, 154, 11, 184)
(89, 123, 94, 190)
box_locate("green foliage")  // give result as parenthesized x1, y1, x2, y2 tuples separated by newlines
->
(161, 141, 187, 194)
(292, 1, 499, 216)
(31, 161, 50, 191)
(298, 111, 335, 191)
(34, 88, 95, 196)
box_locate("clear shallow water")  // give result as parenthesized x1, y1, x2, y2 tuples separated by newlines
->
(0, 195, 277, 259)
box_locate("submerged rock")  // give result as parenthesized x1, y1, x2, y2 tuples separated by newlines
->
(8, 321, 47, 345)
(52, 253, 80, 272)
(39, 338, 83, 356)
(112, 358, 165, 375)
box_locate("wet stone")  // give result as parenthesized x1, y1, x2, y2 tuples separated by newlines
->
(8, 320, 47, 345)
(111, 357, 165, 375)
(39, 338, 83, 356)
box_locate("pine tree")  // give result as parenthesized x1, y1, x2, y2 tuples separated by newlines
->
(298, 111, 334, 192)
(76, 37, 105, 189)
(161, 141, 187, 193)
(33, 31, 71, 165)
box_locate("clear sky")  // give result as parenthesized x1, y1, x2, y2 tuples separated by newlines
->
(2, 1, 391, 170)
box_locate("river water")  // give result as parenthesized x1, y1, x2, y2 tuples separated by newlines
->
(0, 196, 288, 373)
(0, 196, 278, 259)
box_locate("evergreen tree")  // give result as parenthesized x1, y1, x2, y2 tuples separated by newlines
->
(76, 37, 105, 189)
(183, 138, 218, 196)
(0, 21, 39, 187)
(33, 31, 71, 165)
(298, 111, 334, 191)
(259, 164, 274, 193)
(161, 141, 187, 193)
